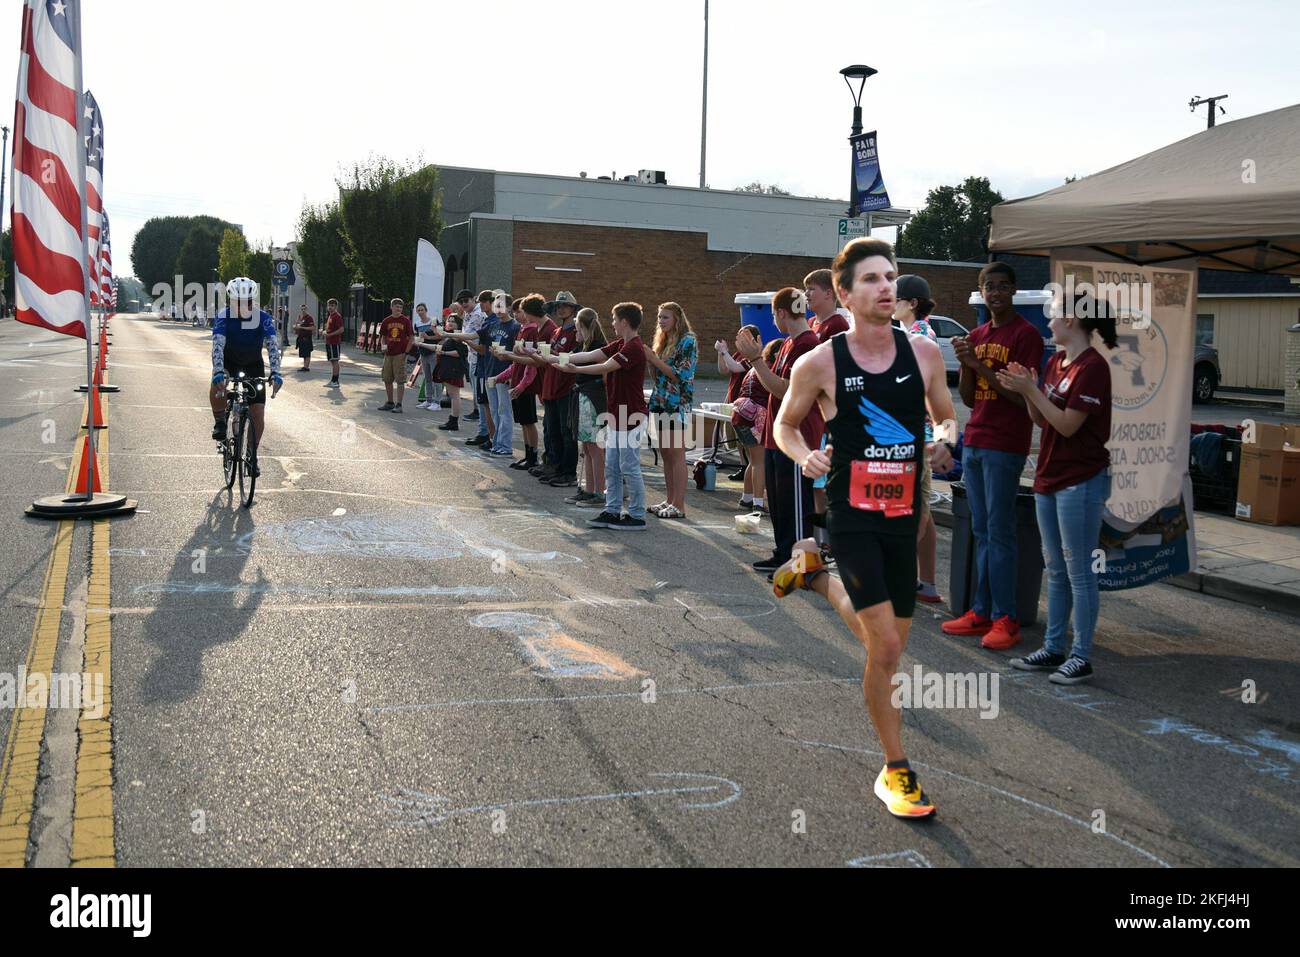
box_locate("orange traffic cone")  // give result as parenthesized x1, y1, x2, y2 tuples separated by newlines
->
(85, 382, 106, 430)
(73, 435, 102, 495)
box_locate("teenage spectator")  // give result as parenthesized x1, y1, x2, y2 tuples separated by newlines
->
(568, 307, 608, 508)
(645, 302, 698, 520)
(432, 315, 468, 431)
(894, 275, 942, 604)
(806, 268, 850, 342)
(736, 288, 822, 575)
(294, 305, 316, 372)
(718, 325, 758, 483)
(503, 296, 544, 470)
(1000, 294, 1116, 686)
(482, 297, 520, 458)
(413, 303, 443, 410)
(547, 301, 649, 531)
(942, 262, 1044, 650)
(461, 290, 497, 445)
(460, 290, 490, 427)
(323, 298, 343, 388)
(377, 298, 413, 413)
(730, 338, 778, 513)
(533, 291, 581, 486)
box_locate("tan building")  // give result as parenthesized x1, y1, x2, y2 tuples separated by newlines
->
(1196, 292, 1300, 392)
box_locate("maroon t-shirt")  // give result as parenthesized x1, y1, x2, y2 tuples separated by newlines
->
(379, 315, 414, 356)
(963, 314, 1044, 456)
(764, 329, 824, 451)
(600, 337, 649, 422)
(1034, 348, 1112, 494)
(812, 311, 850, 343)
(542, 323, 578, 400)
(516, 321, 545, 396)
(324, 311, 344, 345)
(725, 358, 751, 403)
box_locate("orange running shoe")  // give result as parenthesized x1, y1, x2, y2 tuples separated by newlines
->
(941, 609, 992, 636)
(773, 549, 827, 598)
(980, 616, 1022, 651)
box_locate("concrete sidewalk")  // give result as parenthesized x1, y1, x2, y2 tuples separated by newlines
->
(929, 479, 1300, 619)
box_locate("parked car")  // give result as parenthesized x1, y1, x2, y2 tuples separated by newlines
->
(924, 315, 968, 383)
(1194, 342, 1220, 404)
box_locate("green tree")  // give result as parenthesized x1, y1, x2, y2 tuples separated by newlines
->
(338, 157, 441, 301)
(246, 244, 274, 307)
(896, 176, 1004, 262)
(737, 181, 792, 196)
(173, 222, 224, 290)
(297, 201, 352, 304)
(217, 228, 249, 282)
(131, 214, 235, 291)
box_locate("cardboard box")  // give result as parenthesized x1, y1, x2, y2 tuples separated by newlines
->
(1235, 423, 1300, 525)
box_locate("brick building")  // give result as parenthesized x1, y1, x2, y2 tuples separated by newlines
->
(429, 165, 1005, 357)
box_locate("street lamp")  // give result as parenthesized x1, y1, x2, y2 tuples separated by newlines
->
(841, 64, 877, 218)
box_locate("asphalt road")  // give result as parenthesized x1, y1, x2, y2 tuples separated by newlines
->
(2, 314, 1298, 868)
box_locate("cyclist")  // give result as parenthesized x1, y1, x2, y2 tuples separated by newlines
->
(209, 277, 283, 477)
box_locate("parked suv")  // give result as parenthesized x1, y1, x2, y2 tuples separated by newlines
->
(1193, 342, 1220, 404)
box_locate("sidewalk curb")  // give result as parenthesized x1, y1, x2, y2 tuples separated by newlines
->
(931, 504, 1300, 620)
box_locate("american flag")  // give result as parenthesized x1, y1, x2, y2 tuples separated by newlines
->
(99, 208, 113, 307)
(84, 87, 102, 304)
(11, 0, 90, 339)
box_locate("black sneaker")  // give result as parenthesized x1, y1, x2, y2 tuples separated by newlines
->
(587, 511, 621, 529)
(211, 421, 226, 441)
(531, 466, 557, 480)
(549, 474, 577, 488)
(509, 457, 535, 471)
(536, 470, 559, 483)
(378, 402, 395, 411)
(728, 467, 747, 482)
(752, 556, 783, 572)
(465, 435, 489, 446)
(437, 419, 459, 432)
(465, 410, 479, 421)
(1011, 648, 1067, 672)
(1049, 656, 1093, 685)
(610, 515, 647, 531)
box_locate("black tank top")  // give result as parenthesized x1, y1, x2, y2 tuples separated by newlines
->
(826, 328, 927, 531)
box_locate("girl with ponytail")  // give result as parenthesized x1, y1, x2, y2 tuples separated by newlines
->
(994, 290, 1115, 686)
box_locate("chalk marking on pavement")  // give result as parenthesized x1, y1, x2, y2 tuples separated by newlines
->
(469, 612, 642, 680)
(364, 677, 859, 714)
(131, 582, 513, 599)
(673, 592, 777, 621)
(380, 772, 741, 826)
(847, 850, 933, 868)
(793, 740, 1171, 868)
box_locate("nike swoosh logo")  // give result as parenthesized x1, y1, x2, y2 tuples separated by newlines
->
(895, 375, 912, 384)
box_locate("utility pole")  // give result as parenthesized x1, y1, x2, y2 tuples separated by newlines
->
(699, 0, 708, 189)
(0, 126, 9, 234)
(1189, 94, 1228, 129)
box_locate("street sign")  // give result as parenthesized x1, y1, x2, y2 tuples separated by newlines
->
(838, 217, 868, 238)
(272, 259, 295, 290)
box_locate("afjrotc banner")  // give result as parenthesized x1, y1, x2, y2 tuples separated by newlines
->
(1049, 251, 1198, 590)
(850, 131, 891, 213)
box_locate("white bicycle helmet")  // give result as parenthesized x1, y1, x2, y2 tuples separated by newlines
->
(226, 276, 259, 301)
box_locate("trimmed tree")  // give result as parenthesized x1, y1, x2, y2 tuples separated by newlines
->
(131, 214, 235, 291)
(338, 157, 441, 302)
(297, 201, 352, 305)
(217, 227, 249, 283)
(173, 222, 224, 292)
(895, 176, 1004, 262)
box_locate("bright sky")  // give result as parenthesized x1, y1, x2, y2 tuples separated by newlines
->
(6, 0, 1299, 274)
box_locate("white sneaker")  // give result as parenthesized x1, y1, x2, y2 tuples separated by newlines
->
(416, 402, 431, 410)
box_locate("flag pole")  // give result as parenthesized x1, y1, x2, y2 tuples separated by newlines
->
(73, 11, 96, 501)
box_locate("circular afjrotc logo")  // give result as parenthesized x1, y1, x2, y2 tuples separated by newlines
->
(1107, 319, 1168, 411)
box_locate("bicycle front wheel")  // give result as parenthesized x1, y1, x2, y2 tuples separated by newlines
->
(239, 411, 257, 507)
(223, 409, 240, 490)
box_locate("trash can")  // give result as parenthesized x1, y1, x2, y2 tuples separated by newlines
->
(949, 482, 1044, 627)
(968, 289, 1056, 372)
(734, 292, 783, 344)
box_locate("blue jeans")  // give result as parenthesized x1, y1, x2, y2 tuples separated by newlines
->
(964, 446, 1027, 621)
(604, 425, 646, 519)
(475, 377, 491, 439)
(1035, 469, 1110, 661)
(488, 379, 514, 454)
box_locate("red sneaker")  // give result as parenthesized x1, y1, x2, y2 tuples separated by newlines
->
(941, 610, 992, 636)
(980, 616, 1022, 651)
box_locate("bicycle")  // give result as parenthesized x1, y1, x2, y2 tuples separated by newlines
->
(218, 372, 267, 507)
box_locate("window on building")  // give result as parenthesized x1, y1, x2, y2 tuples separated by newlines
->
(1196, 314, 1215, 348)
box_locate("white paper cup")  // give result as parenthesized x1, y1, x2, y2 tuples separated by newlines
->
(539, 344, 552, 357)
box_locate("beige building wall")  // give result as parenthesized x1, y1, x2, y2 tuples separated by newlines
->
(1198, 296, 1300, 391)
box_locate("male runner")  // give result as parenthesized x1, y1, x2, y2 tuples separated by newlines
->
(772, 238, 955, 819)
(209, 277, 283, 478)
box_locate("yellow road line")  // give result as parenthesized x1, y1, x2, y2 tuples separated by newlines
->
(72, 428, 115, 868)
(0, 519, 74, 867)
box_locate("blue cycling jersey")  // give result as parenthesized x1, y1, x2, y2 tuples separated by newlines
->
(212, 308, 281, 378)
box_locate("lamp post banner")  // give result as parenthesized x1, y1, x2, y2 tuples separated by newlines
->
(851, 131, 891, 213)
(1049, 251, 1198, 591)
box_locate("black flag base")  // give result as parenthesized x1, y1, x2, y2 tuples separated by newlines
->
(26, 493, 137, 519)
(74, 384, 120, 393)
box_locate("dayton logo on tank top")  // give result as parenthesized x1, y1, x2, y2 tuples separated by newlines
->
(858, 396, 917, 461)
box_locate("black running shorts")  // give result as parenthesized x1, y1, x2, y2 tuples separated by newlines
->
(223, 352, 266, 406)
(827, 512, 917, 618)
(512, 393, 538, 425)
